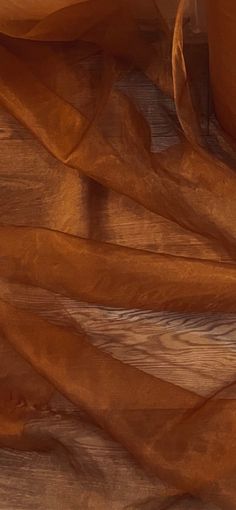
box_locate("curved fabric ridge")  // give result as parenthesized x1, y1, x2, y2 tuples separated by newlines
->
(0, 0, 82, 22)
(0, 41, 236, 252)
(0, 225, 236, 313)
(172, 0, 202, 145)
(0, 0, 169, 90)
(0, 0, 236, 507)
(1, 298, 236, 508)
(207, 0, 236, 141)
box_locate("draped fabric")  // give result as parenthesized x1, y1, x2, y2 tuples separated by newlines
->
(0, 0, 236, 508)
(207, 0, 236, 141)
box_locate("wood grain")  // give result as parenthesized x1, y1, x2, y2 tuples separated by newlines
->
(0, 36, 233, 510)
(1, 280, 236, 398)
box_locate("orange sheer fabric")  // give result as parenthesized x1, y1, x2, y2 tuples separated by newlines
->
(0, 0, 236, 508)
(207, 0, 236, 140)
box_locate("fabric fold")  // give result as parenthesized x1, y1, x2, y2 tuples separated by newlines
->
(1, 225, 236, 312)
(0, 29, 235, 252)
(1, 298, 236, 508)
(0, 0, 236, 508)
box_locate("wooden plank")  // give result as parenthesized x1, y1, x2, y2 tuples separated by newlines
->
(0, 37, 231, 510)
(0, 138, 229, 261)
(0, 280, 236, 398)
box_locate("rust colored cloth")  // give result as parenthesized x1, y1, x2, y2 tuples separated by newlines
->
(207, 0, 236, 140)
(0, 0, 236, 509)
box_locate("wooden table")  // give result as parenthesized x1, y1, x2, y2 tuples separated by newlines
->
(0, 40, 234, 510)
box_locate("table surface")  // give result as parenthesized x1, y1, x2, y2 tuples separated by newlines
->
(0, 39, 234, 510)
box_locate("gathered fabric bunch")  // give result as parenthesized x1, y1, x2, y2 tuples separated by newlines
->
(0, 0, 236, 508)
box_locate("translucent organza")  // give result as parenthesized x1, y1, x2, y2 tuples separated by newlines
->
(0, 0, 236, 508)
